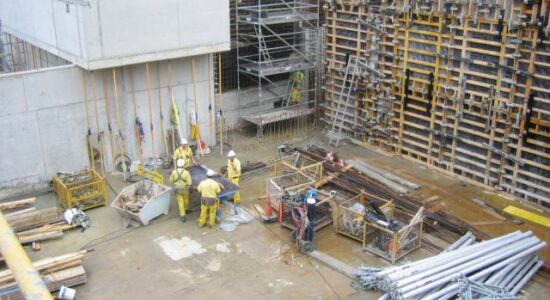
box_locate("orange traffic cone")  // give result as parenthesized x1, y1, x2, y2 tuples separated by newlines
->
(264, 194, 273, 217)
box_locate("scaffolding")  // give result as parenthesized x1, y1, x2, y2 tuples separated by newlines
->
(236, 0, 321, 140)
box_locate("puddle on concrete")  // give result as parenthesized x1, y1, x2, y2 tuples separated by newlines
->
(154, 236, 206, 261)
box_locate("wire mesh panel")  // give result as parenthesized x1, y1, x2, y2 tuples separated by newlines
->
(53, 169, 107, 210)
(333, 192, 394, 243)
(363, 208, 423, 264)
(266, 171, 315, 209)
(274, 152, 323, 180)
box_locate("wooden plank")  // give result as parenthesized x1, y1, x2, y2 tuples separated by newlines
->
(0, 198, 35, 210)
(6, 207, 62, 232)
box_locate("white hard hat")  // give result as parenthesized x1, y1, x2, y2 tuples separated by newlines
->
(227, 150, 236, 157)
(206, 170, 216, 177)
(176, 159, 185, 168)
(180, 139, 188, 145)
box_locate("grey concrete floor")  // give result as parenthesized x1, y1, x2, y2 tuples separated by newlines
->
(20, 129, 550, 299)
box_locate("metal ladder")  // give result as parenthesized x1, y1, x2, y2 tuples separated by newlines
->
(281, 76, 296, 107)
(254, 25, 272, 67)
(328, 55, 361, 147)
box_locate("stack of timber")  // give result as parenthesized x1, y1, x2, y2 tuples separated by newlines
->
(322, 0, 550, 207)
(2, 202, 75, 245)
(0, 251, 88, 300)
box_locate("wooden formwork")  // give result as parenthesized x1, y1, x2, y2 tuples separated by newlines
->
(322, 0, 550, 206)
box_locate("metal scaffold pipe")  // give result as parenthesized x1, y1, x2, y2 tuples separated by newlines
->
(377, 231, 523, 277)
(422, 241, 546, 300)
(0, 211, 53, 300)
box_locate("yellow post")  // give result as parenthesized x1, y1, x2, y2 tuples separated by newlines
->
(0, 211, 53, 300)
(218, 54, 224, 156)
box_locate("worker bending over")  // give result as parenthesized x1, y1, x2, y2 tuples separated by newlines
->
(170, 159, 192, 223)
(197, 170, 223, 228)
(173, 139, 197, 168)
(226, 150, 241, 204)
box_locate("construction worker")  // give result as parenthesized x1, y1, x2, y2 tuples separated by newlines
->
(226, 150, 241, 204)
(197, 170, 223, 228)
(170, 159, 192, 222)
(291, 71, 304, 103)
(173, 139, 196, 168)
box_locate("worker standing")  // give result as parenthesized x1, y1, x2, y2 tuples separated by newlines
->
(173, 139, 197, 168)
(197, 170, 222, 228)
(291, 71, 304, 103)
(170, 159, 192, 222)
(226, 150, 241, 204)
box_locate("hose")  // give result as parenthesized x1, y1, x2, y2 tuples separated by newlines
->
(291, 207, 309, 247)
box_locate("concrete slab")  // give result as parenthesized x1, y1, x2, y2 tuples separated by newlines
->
(11, 131, 550, 299)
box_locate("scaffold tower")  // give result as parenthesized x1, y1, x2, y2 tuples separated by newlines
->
(236, 0, 321, 140)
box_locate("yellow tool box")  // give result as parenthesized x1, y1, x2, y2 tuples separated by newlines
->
(53, 169, 107, 210)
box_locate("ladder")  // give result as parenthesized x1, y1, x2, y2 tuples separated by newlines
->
(281, 76, 296, 107)
(328, 55, 361, 147)
(254, 25, 272, 68)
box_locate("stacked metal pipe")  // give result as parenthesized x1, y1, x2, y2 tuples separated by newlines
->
(355, 231, 545, 299)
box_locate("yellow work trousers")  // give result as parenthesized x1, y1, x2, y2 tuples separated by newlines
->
(291, 88, 301, 102)
(230, 177, 241, 203)
(199, 198, 217, 228)
(175, 188, 189, 216)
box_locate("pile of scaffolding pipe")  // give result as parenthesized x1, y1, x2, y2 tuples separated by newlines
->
(443, 231, 476, 252)
(348, 159, 420, 190)
(354, 231, 545, 300)
(348, 160, 410, 194)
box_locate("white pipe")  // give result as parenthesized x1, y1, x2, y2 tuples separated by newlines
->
(421, 241, 546, 300)
(505, 256, 538, 291)
(383, 231, 528, 281)
(390, 232, 531, 284)
(377, 231, 524, 277)
(510, 260, 544, 295)
(401, 238, 542, 299)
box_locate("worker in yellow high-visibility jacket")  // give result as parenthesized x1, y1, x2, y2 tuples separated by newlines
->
(170, 159, 192, 222)
(197, 170, 223, 228)
(173, 139, 196, 168)
(291, 71, 304, 103)
(226, 150, 241, 204)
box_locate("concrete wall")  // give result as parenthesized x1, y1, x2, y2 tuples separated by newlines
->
(0, 54, 214, 199)
(0, 0, 230, 69)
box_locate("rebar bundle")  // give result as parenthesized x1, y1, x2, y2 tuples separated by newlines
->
(355, 231, 545, 300)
